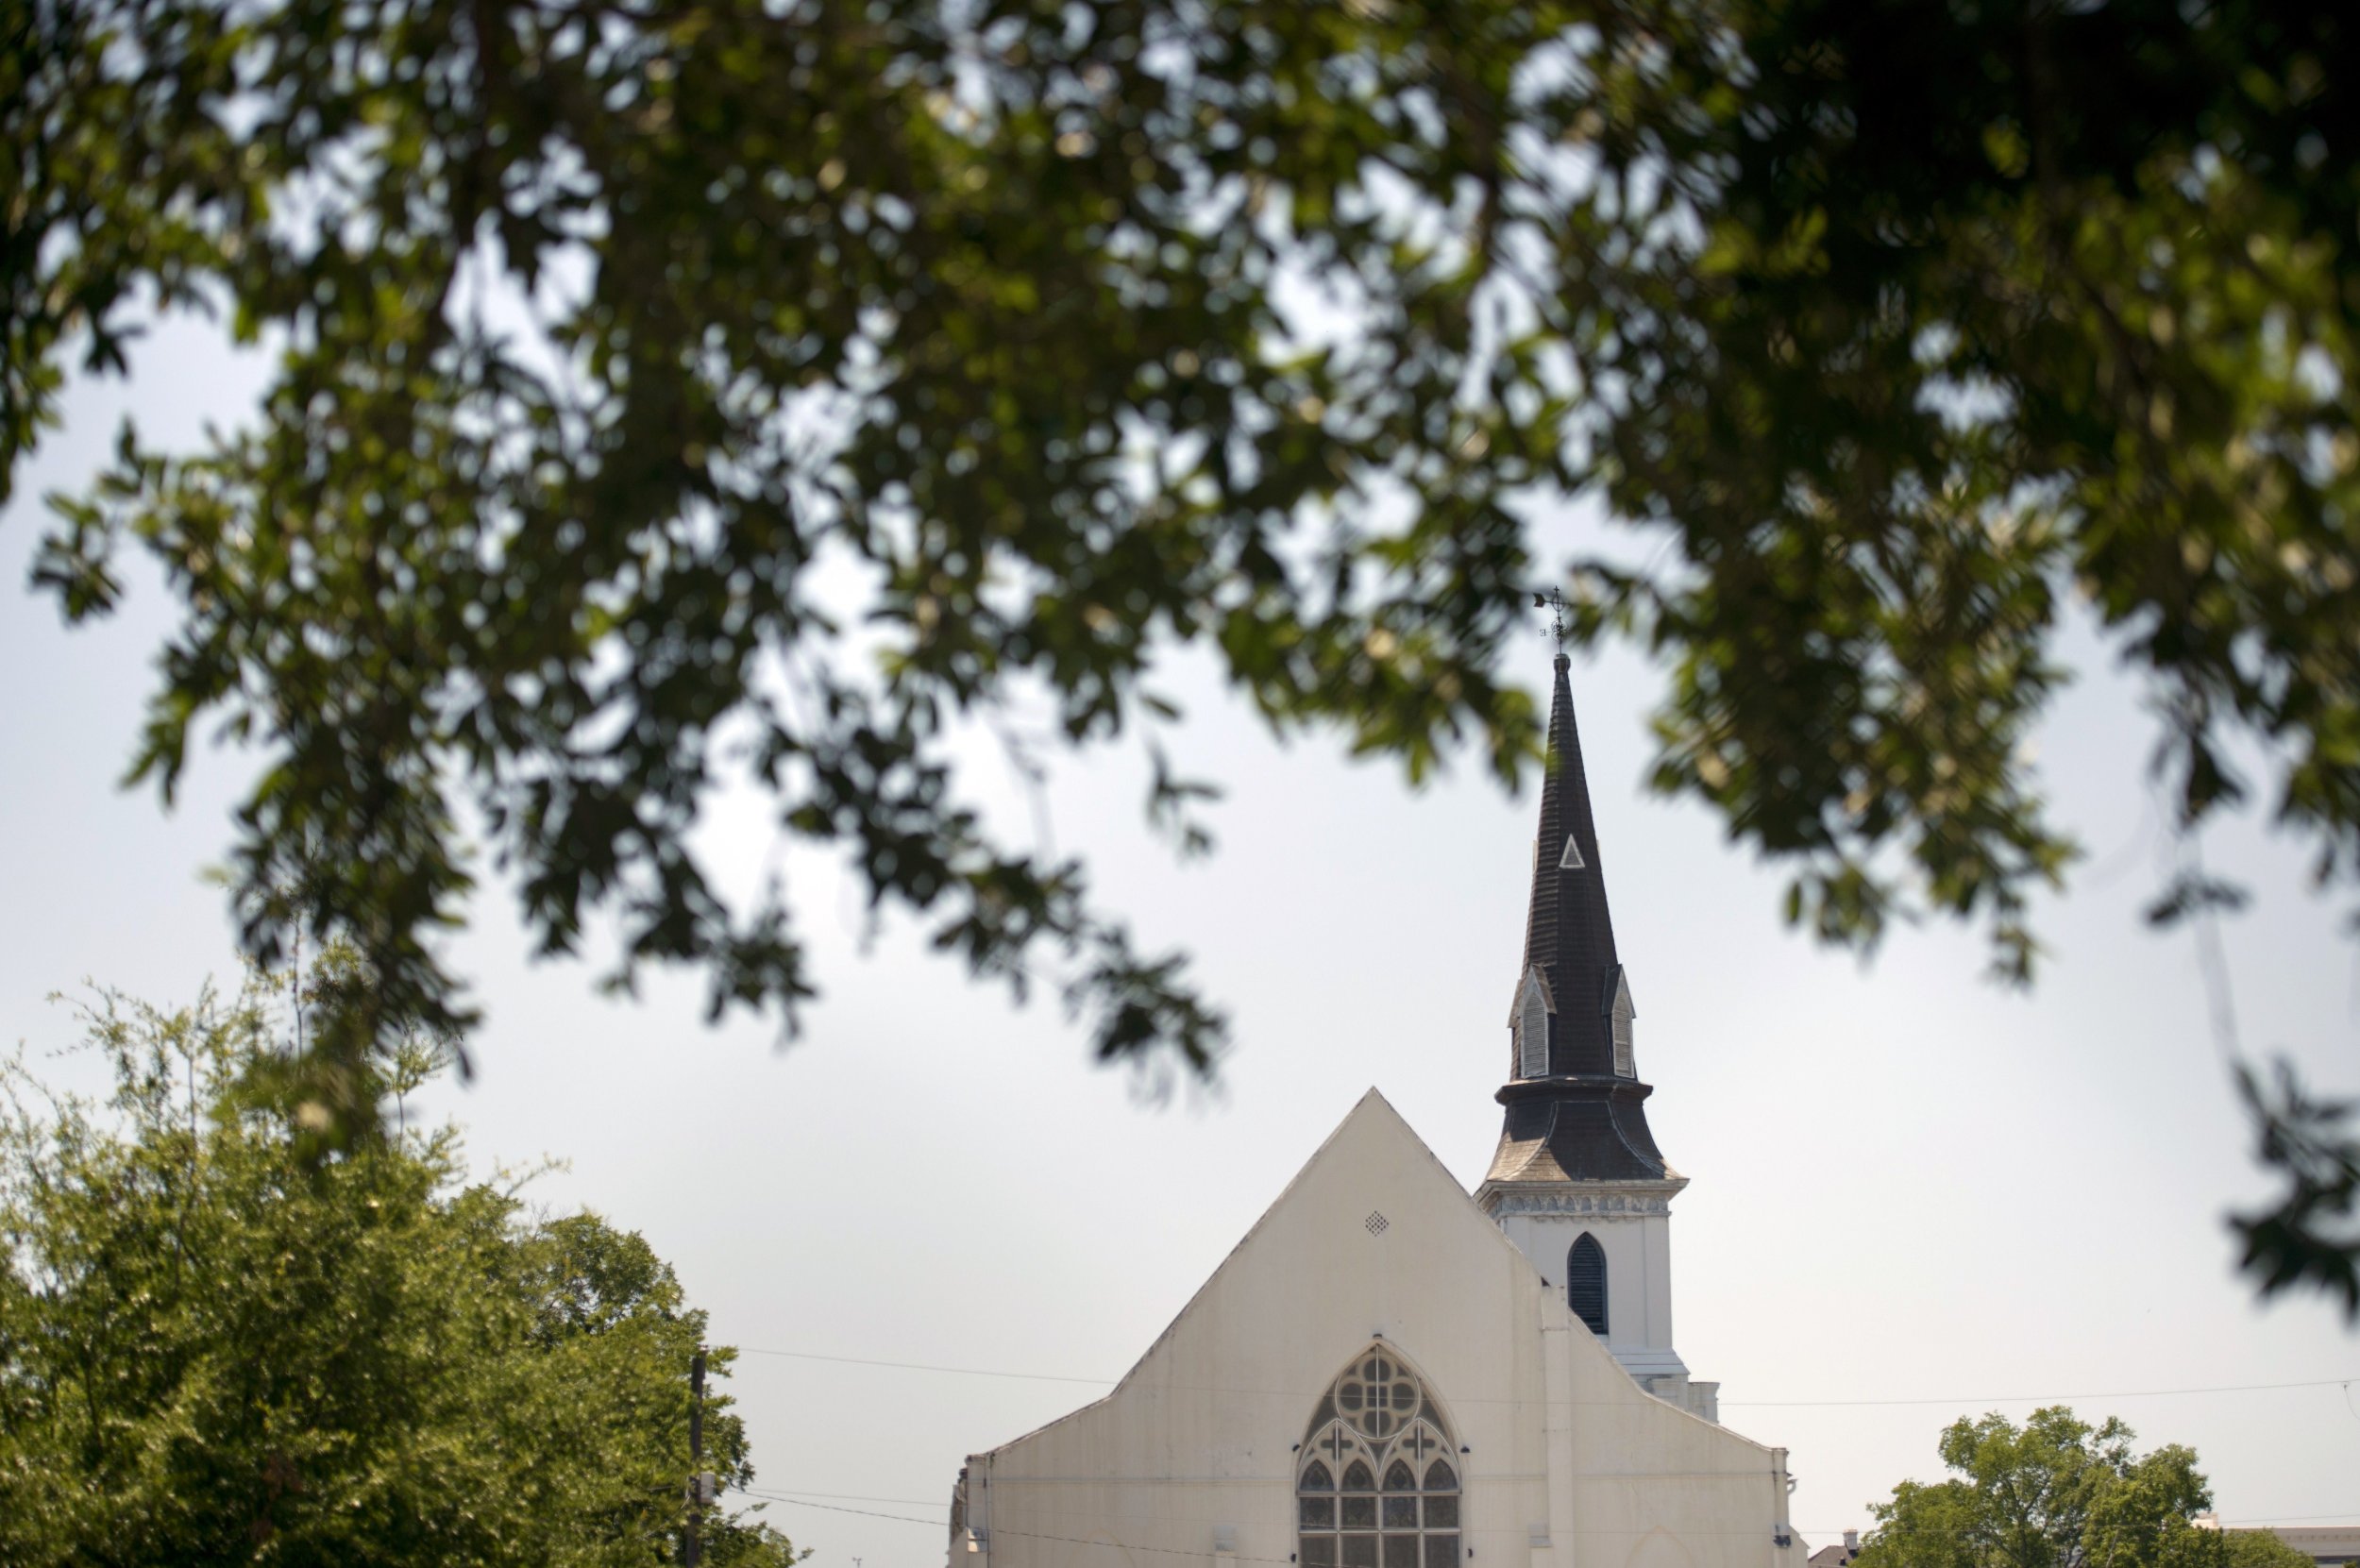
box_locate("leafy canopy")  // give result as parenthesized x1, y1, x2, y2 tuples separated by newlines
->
(0, 974, 798, 1567)
(2221, 1530, 2319, 1568)
(4, 3, 2357, 1300)
(1856, 1408, 2261, 1568)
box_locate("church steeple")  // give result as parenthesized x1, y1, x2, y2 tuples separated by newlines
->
(1487, 655, 1666, 1183)
(1476, 649, 1711, 1417)
(1522, 652, 1625, 1077)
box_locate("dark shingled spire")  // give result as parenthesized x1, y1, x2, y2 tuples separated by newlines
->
(1485, 654, 1670, 1187)
(1525, 653, 1621, 1074)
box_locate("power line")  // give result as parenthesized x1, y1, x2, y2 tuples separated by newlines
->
(747, 1488, 951, 1509)
(995, 1525, 1293, 1565)
(729, 1346, 2358, 1543)
(730, 1343, 2359, 1409)
(741, 1491, 946, 1527)
(739, 1490, 2360, 1549)
(1721, 1378, 2359, 1408)
(738, 1492, 1292, 1562)
(1790, 1515, 2360, 1536)
(735, 1345, 1110, 1387)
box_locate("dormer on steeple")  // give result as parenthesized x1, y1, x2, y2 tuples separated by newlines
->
(1510, 966, 1552, 1080)
(1607, 967, 1635, 1079)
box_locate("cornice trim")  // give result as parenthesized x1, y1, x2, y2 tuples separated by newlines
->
(1475, 1178, 1687, 1218)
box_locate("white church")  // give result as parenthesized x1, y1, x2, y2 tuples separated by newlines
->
(947, 655, 1807, 1568)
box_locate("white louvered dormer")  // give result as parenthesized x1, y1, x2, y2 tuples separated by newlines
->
(1608, 967, 1636, 1078)
(1514, 969, 1551, 1079)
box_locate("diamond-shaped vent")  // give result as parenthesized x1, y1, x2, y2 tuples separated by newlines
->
(1365, 1211, 1390, 1235)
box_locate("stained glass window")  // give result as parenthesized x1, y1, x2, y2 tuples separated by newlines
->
(1299, 1348, 1459, 1568)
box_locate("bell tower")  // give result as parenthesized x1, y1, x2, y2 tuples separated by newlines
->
(1475, 652, 1717, 1421)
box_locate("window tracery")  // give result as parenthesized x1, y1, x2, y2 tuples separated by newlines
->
(1299, 1350, 1459, 1568)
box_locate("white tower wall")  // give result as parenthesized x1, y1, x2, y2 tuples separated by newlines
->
(1479, 1179, 1717, 1422)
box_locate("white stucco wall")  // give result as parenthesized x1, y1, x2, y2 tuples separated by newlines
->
(955, 1093, 1801, 1568)
(1490, 1209, 1676, 1370)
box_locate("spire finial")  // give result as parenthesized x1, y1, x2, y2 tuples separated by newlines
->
(1532, 587, 1567, 654)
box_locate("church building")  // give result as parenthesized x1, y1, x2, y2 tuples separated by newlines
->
(948, 655, 1805, 1568)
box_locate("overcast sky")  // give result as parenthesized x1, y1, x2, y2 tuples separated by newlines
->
(4, 317, 2355, 1568)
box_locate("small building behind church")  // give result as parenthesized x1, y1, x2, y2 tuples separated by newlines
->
(2199, 1519, 2360, 1568)
(1807, 1531, 1861, 1568)
(948, 656, 1808, 1568)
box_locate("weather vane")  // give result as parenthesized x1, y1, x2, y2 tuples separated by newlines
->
(1531, 586, 1567, 651)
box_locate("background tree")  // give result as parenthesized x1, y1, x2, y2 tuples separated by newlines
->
(2221, 1531, 2318, 1568)
(3, 2, 2354, 1303)
(0, 974, 800, 1567)
(1856, 1408, 2262, 1568)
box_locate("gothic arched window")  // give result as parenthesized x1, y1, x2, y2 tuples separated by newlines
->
(1299, 1348, 1460, 1568)
(1567, 1234, 1608, 1336)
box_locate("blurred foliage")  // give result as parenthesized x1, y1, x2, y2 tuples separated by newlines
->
(3, 3, 2358, 1301)
(1854, 1409, 2250, 1568)
(0, 972, 800, 1566)
(2222, 1530, 2321, 1568)
(2232, 1059, 2358, 1315)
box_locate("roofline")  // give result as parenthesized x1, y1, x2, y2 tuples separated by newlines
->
(968, 1086, 1406, 1458)
(969, 1087, 1775, 1462)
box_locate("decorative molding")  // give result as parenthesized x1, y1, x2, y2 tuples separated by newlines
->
(1478, 1184, 1681, 1219)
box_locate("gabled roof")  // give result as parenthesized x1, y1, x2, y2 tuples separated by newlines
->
(1504, 963, 1557, 1026)
(1602, 965, 1633, 1019)
(967, 1087, 1639, 1459)
(968, 1089, 1745, 1456)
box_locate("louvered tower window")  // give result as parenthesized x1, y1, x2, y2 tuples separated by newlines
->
(1608, 969, 1636, 1079)
(1566, 1234, 1608, 1336)
(1514, 973, 1548, 1080)
(1299, 1348, 1460, 1568)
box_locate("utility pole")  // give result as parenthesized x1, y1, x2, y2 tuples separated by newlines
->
(685, 1349, 706, 1566)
